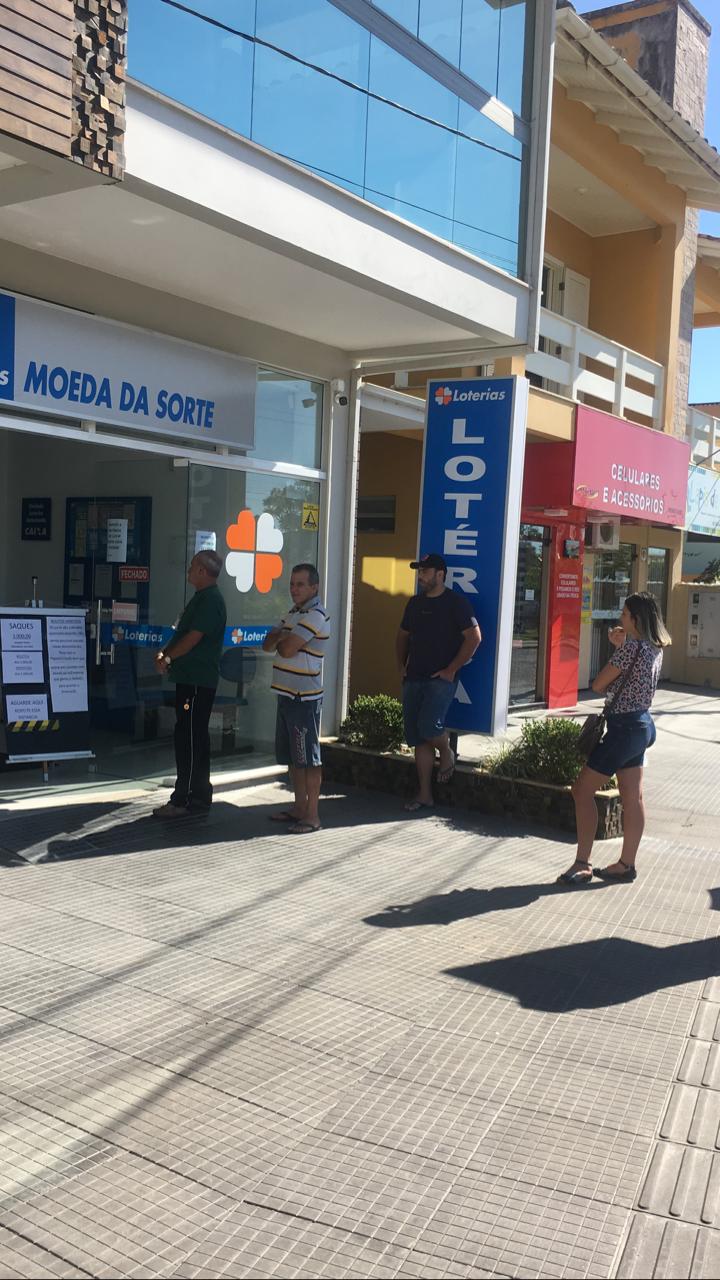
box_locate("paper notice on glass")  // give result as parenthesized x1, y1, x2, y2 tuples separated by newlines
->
(46, 615, 86, 659)
(46, 614, 88, 713)
(106, 518, 128, 562)
(5, 693, 48, 724)
(195, 530, 217, 553)
(1, 618, 42, 652)
(1, 649, 44, 684)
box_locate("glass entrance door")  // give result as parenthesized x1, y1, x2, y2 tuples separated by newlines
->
(510, 524, 547, 705)
(64, 450, 189, 779)
(590, 542, 634, 677)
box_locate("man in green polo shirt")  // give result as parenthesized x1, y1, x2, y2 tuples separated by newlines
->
(152, 550, 227, 818)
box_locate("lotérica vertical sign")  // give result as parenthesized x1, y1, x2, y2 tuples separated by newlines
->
(418, 377, 528, 735)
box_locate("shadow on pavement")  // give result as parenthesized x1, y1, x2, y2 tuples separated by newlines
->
(363, 880, 589, 928)
(445, 935, 720, 1011)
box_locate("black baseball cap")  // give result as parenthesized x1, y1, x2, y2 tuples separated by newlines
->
(409, 553, 447, 571)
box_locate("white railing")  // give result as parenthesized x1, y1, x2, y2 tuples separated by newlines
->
(687, 406, 720, 468)
(526, 308, 665, 430)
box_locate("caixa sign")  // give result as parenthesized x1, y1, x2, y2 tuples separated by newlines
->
(0, 290, 256, 450)
(419, 377, 528, 735)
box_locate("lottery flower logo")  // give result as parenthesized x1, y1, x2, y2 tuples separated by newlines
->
(435, 385, 453, 406)
(225, 510, 284, 594)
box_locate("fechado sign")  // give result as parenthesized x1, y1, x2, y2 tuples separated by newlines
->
(0, 290, 256, 449)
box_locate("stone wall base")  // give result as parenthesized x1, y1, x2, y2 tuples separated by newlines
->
(322, 743, 623, 840)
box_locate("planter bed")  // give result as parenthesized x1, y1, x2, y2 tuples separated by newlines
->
(321, 741, 622, 839)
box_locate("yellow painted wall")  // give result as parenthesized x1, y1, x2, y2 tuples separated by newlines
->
(350, 432, 422, 700)
(545, 211, 594, 280)
(590, 229, 668, 366)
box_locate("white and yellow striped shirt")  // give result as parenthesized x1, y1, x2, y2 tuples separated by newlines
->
(271, 595, 330, 701)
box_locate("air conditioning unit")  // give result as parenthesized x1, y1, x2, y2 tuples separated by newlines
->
(586, 521, 620, 552)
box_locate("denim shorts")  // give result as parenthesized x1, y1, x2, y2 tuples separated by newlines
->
(402, 677, 458, 746)
(587, 710, 657, 776)
(275, 696, 322, 768)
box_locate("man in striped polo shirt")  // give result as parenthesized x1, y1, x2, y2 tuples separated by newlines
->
(262, 563, 330, 834)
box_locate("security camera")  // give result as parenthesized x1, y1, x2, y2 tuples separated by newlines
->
(331, 378, 348, 407)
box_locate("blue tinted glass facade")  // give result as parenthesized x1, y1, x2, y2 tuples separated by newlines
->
(128, 0, 530, 276)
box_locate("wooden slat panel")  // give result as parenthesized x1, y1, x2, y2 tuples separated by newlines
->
(0, 86, 69, 138)
(0, 22, 69, 76)
(0, 105, 67, 152)
(0, 4, 71, 59)
(0, 64, 70, 119)
(0, 43, 69, 97)
(0, 0, 72, 42)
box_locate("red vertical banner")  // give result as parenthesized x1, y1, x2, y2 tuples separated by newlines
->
(545, 523, 584, 708)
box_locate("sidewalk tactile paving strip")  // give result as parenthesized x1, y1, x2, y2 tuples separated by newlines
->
(661, 1084, 720, 1149)
(464, 1105, 652, 1208)
(677, 1040, 720, 1088)
(637, 1141, 720, 1225)
(691, 998, 720, 1041)
(616, 1214, 720, 1278)
(413, 1173, 629, 1278)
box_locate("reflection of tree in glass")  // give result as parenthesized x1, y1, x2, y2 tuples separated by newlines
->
(264, 479, 318, 534)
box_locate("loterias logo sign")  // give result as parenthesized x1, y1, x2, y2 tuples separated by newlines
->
(435, 384, 507, 406)
(0, 290, 256, 449)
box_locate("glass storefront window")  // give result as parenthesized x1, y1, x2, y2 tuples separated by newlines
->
(250, 369, 323, 469)
(509, 523, 546, 704)
(187, 464, 321, 759)
(127, 0, 527, 277)
(0, 357, 324, 789)
(590, 543, 634, 676)
(647, 547, 670, 621)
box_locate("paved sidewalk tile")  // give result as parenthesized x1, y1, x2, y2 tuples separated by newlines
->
(0, 685, 719, 1278)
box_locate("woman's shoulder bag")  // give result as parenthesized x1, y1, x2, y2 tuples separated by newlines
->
(575, 641, 644, 759)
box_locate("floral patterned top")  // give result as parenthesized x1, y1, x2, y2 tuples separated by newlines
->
(606, 638, 663, 713)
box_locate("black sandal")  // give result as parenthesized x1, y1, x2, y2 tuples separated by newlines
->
(594, 858, 637, 883)
(557, 858, 592, 886)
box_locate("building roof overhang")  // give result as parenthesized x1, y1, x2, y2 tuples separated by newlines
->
(555, 5, 720, 212)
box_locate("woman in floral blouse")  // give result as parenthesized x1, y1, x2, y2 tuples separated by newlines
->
(558, 591, 671, 886)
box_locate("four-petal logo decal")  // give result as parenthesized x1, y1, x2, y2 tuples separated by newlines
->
(225, 510, 284, 594)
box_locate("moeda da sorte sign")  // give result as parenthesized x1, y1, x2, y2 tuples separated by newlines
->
(0, 290, 256, 450)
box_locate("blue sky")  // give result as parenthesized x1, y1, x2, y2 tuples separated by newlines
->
(578, 0, 720, 403)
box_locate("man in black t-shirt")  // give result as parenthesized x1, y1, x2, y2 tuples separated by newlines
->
(396, 553, 481, 812)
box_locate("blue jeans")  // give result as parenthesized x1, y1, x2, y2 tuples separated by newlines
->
(588, 710, 657, 776)
(402, 677, 458, 747)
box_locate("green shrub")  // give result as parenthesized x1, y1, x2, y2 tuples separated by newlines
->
(340, 694, 405, 752)
(486, 716, 585, 787)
